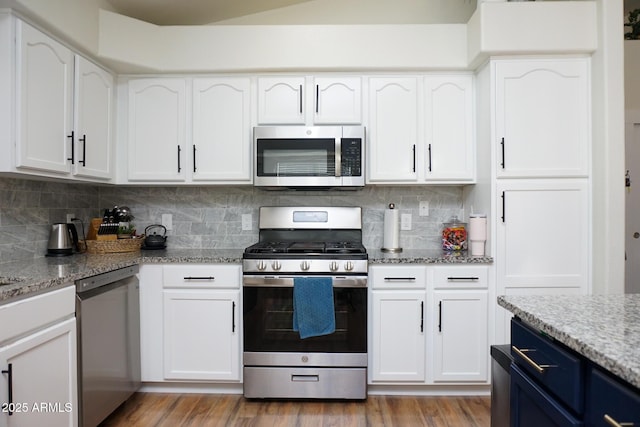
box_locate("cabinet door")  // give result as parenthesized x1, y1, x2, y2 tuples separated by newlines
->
(163, 289, 240, 381)
(128, 78, 187, 181)
(73, 56, 113, 180)
(496, 180, 589, 290)
(257, 77, 305, 124)
(370, 290, 425, 382)
(0, 318, 77, 427)
(424, 75, 474, 182)
(494, 59, 590, 178)
(433, 290, 488, 382)
(368, 77, 420, 182)
(192, 78, 251, 182)
(16, 20, 74, 175)
(313, 77, 362, 124)
(586, 367, 640, 427)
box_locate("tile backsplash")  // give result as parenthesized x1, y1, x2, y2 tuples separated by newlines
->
(0, 177, 465, 262)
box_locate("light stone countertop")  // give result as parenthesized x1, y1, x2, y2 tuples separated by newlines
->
(498, 294, 640, 390)
(0, 248, 492, 304)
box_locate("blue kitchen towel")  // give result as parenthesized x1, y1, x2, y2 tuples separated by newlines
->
(292, 277, 336, 339)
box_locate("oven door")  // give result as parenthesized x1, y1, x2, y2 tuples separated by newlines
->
(243, 275, 367, 358)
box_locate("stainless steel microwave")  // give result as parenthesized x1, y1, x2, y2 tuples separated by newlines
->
(253, 126, 365, 190)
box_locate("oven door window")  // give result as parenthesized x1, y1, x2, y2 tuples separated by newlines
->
(243, 286, 366, 353)
(256, 138, 336, 177)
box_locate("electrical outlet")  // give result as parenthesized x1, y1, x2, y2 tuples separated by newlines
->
(419, 201, 429, 216)
(242, 214, 252, 231)
(401, 213, 412, 231)
(162, 214, 173, 231)
(66, 213, 75, 223)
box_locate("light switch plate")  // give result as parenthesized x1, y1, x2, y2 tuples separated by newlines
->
(419, 201, 429, 216)
(162, 214, 173, 231)
(401, 213, 412, 231)
(242, 214, 252, 231)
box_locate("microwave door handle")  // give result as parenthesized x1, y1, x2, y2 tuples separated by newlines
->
(335, 137, 342, 177)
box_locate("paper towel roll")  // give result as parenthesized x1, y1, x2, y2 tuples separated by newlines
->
(382, 204, 402, 252)
(469, 214, 487, 256)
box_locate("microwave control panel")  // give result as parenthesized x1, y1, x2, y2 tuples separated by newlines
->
(341, 139, 362, 177)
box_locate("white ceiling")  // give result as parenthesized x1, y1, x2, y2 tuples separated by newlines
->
(104, 0, 477, 26)
(105, 0, 314, 25)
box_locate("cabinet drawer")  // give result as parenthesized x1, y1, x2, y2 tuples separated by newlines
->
(0, 286, 75, 344)
(163, 264, 241, 288)
(432, 266, 488, 289)
(511, 318, 583, 414)
(370, 266, 426, 289)
(586, 366, 640, 427)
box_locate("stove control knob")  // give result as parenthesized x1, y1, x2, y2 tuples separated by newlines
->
(344, 261, 355, 272)
(272, 261, 282, 271)
(329, 261, 339, 272)
(256, 260, 267, 271)
(300, 261, 311, 271)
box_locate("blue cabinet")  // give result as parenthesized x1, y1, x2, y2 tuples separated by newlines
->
(585, 366, 640, 427)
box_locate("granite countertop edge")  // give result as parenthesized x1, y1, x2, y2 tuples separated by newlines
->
(0, 249, 492, 304)
(498, 294, 640, 390)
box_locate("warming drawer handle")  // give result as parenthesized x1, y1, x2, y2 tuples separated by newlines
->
(384, 277, 416, 282)
(291, 374, 319, 382)
(183, 276, 215, 281)
(2, 363, 13, 416)
(603, 414, 635, 427)
(512, 345, 556, 374)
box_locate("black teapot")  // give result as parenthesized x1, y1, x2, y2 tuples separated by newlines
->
(144, 224, 167, 249)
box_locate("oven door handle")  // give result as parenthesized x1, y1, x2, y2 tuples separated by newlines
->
(242, 276, 367, 288)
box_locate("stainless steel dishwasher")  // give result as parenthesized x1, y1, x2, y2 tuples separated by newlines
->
(75, 265, 140, 427)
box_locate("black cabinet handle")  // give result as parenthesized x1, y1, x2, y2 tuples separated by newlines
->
(438, 301, 442, 332)
(501, 191, 506, 223)
(2, 363, 13, 416)
(79, 135, 86, 167)
(299, 84, 303, 114)
(420, 301, 424, 333)
(193, 145, 197, 173)
(428, 143, 432, 172)
(315, 84, 319, 113)
(384, 277, 416, 282)
(232, 301, 236, 333)
(500, 137, 505, 169)
(183, 276, 215, 281)
(67, 131, 75, 164)
(412, 144, 416, 173)
(177, 145, 182, 173)
(447, 277, 479, 281)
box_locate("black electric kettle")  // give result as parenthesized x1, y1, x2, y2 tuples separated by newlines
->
(46, 223, 80, 256)
(144, 225, 167, 249)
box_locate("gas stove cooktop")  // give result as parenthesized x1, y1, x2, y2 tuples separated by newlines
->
(244, 241, 367, 256)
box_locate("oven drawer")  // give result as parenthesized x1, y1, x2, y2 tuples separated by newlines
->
(370, 266, 426, 289)
(243, 366, 366, 399)
(163, 265, 241, 288)
(511, 318, 583, 414)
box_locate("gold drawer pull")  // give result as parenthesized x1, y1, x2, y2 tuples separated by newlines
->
(512, 345, 556, 374)
(604, 414, 635, 427)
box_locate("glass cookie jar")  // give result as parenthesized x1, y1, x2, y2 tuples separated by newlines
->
(442, 216, 467, 252)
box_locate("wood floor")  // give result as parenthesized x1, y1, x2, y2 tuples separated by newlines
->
(101, 393, 491, 427)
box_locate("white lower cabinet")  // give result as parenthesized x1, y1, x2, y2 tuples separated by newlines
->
(369, 264, 490, 386)
(163, 289, 239, 381)
(139, 264, 242, 383)
(0, 286, 77, 427)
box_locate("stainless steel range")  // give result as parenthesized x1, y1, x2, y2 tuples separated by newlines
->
(242, 206, 368, 399)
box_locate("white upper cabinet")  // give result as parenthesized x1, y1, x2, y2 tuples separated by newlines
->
(73, 56, 114, 180)
(368, 77, 420, 182)
(16, 20, 74, 175)
(257, 76, 362, 125)
(424, 75, 475, 182)
(192, 77, 252, 182)
(257, 76, 305, 124)
(494, 59, 590, 178)
(313, 76, 362, 124)
(127, 78, 187, 182)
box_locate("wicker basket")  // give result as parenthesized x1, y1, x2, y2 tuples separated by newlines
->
(85, 237, 143, 254)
